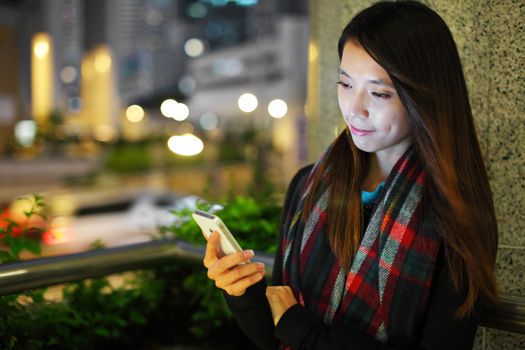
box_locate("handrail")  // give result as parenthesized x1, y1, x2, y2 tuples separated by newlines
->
(0, 239, 523, 335)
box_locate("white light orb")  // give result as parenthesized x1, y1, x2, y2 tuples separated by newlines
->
(238, 93, 258, 113)
(160, 99, 178, 118)
(173, 102, 190, 121)
(126, 104, 145, 123)
(268, 99, 288, 119)
(14, 120, 37, 147)
(167, 134, 204, 156)
(184, 38, 205, 58)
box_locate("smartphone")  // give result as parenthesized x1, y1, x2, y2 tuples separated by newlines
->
(192, 209, 243, 256)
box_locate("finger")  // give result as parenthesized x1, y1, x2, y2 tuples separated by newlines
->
(223, 271, 265, 296)
(203, 231, 220, 268)
(207, 249, 255, 279)
(215, 262, 266, 289)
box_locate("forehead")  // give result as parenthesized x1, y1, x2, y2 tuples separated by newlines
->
(340, 41, 391, 81)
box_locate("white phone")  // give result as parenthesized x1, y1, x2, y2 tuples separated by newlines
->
(192, 209, 243, 256)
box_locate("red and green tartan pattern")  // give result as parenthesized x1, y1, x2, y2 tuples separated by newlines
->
(282, 146, 441, 344)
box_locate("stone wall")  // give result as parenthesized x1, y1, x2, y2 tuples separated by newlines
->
(306, 0, 524, 348)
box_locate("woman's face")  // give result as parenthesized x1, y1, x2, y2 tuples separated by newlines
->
(338, 41, 412, 161)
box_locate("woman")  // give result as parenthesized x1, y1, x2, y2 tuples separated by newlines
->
(203, 1, 499, 348)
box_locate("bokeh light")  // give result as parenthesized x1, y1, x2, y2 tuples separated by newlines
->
(184, 38, 205, 58)
(167, 134, 204, 156)
(14, 120, 37, 147)
(60, 66, 77, 84)
(173, 102, 190, 121)
(34, 40, 49, 58)
(161, 99, 178, 118)
(93, 124, 115, 142)
(126, 104, 145, 123)
(94, 51, 111, 73)
(200, 112, 218, 130)
(238, 93, 258, 113)
(268, 99, 288, 118)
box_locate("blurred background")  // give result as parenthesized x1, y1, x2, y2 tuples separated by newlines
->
(0, 0, 523, 348)
(0, 0, 311, 256)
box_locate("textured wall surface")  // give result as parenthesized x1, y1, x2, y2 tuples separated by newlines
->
(306, 0, 524, 348)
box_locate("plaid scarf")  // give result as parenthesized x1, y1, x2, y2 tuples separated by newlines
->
(281, 143, 441, 345)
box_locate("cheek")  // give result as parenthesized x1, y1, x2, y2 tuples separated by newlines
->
(337, 90, 348, 113)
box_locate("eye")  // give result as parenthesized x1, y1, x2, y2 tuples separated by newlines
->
(371, 91, 391, 99)
(336, 81, 352, 89)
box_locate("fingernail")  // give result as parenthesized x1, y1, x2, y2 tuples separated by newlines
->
(244, 250, 254, 258)
(256, 262, 265, 269)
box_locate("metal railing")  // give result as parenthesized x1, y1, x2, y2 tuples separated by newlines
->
(0, 239, 523, 335)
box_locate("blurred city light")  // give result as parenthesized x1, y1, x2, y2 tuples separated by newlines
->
(268, 99, 288, 118)
(93, 124, 115, 142)
(212, 58, 243, 77)
(178, 75, 197, 96)
(80, 45, 115, 131)
(60, 66, 77, 84)
(200, 112, 218, 130)
(31, 33, 53, 124)
(94, 51, 112, 73)
(67, 97, 82, 113)
(184, 38, 205, 57)
(173, 102, 190, 121)
(44, 217, 74, 245)
(238, 93, 258, 113)
(160, 99, 178, 118)
(309, 41, 319, 62)
(187, 2, 208, 18)
(167, 134, 204, 156)
(33, 38, 49, 58)
(209, 0, 228, 6)
(126, 104, 145, 123)
(14, 120, 37, 147)
(236, 0, 258, 6)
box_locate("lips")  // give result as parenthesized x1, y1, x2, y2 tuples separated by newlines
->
(350, 125, 374, 136)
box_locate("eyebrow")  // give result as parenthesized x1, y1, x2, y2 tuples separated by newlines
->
(338, 68, 394, 88)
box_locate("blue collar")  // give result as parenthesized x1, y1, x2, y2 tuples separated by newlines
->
(361, 182, 385, 204)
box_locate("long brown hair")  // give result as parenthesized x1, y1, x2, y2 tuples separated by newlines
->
(303, 0, 498, 317)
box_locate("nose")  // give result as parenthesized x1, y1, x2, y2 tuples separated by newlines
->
(348, 90, 369, 118)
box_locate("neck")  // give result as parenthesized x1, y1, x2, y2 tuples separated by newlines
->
(363, 143, 412, 191)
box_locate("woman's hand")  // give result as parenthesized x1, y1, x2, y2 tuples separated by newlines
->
(265, 286, 298, 326)
(203, 231, 266, 296)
